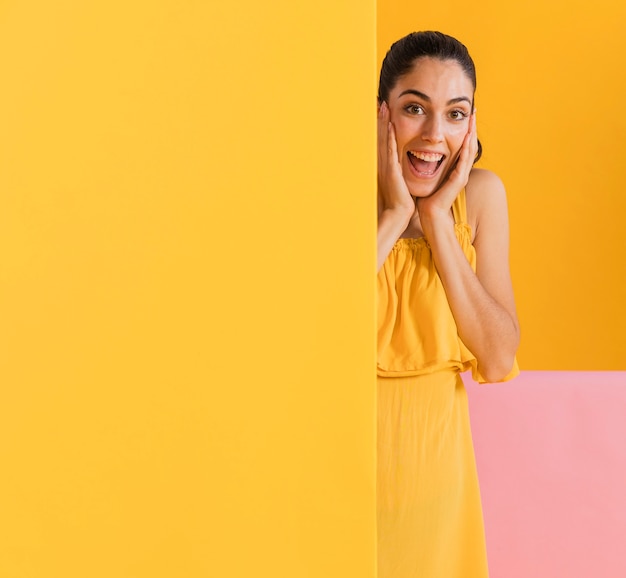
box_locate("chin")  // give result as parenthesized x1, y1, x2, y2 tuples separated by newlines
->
(409, 189, 435, 198)
(403, 158, 451, 198)
(406, 181, 439, 198)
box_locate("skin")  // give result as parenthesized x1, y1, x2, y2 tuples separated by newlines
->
(377, 57, 520, 382)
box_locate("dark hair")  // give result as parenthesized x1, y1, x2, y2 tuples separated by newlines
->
(378, 31, 482, 163)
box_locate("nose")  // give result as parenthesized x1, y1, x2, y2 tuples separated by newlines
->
(421, 115, 444, 143)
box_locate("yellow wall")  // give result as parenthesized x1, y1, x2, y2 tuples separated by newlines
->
(0, 2, 376, 576)
(378, 1, 626, 369)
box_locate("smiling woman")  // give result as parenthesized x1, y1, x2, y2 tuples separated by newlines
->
(376, 31, 520, 578)
(385, 59, 474, 198)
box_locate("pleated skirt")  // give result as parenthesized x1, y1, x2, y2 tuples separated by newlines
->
(377, 370, 489, 578)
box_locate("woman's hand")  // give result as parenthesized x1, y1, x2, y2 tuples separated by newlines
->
(377, 101, 415, 221)
(376, 102, 415, 271)
(417, 112, 477, 229)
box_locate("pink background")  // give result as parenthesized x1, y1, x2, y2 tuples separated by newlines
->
(466, 371, 626, 578)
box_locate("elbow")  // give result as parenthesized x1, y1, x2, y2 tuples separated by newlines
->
(470, 317, 521, 382)
(477, 350, 518, 383)
(479, 320, 520, 382)
(478, 359, 515, 383)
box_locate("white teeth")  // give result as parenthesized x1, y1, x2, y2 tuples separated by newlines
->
(409, 151, 443, 162)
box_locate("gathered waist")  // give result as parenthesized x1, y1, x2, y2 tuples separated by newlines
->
(377, 359, 469, 379)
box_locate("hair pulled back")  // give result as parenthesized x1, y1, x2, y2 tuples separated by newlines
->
(378, 31, 482, 162)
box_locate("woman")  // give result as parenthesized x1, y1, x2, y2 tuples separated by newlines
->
(377, 31, 520, 577)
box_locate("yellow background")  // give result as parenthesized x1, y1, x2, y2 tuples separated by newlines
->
(3, 0, 624, 574)
(0, 1, 376, 576)
(379, 0, 626, 369)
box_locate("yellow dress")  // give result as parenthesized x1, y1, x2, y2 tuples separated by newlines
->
(377, 189, 518, 577)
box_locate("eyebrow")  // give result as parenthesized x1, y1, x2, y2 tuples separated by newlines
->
(398, 89, 472, 106)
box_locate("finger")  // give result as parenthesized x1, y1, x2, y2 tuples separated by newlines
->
(377, 101, 389, 166)
(472, 110, 477, 133)
(388, 121, 408, 184)
(443, 125, 475, 191)
(460, 113, 478, 168)
(387, 118, 398, 163)
(378, 101, 388, 128)
(469, 111, 478, 158)
(451, 134, 472, 177)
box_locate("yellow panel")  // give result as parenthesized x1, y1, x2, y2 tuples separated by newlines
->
(378, 1, 626, 369)
(0, 1, 376, 576)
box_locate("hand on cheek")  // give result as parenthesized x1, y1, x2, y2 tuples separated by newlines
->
(417, 112, 477, 224)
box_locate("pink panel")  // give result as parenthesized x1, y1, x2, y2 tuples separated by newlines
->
(465, 371, 626, 578)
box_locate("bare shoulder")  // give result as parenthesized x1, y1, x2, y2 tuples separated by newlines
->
(465, 168, 509, 238)
(466, 168, 506, 202)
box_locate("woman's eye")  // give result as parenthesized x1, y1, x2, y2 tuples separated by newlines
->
(405, 105, 424, 115)
(450, 110, 468, 120)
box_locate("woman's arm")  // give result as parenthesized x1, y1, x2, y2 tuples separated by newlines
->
(419, 166, 520, 382)
(377, 102, 415, 271)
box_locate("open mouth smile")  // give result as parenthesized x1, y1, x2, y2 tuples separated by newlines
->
(407, 150, 445, 177)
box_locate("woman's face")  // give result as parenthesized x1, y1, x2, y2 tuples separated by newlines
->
(385, 57, 474, 197)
